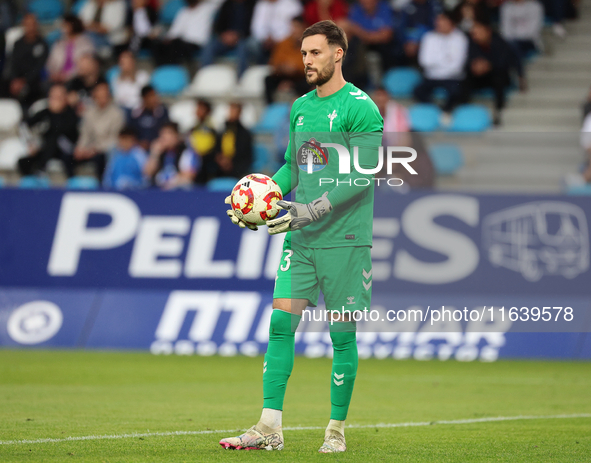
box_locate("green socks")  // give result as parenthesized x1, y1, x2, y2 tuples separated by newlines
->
(329, 322, 358, 421)
(262, 310, 301, 411)
(262, 311, 357, 421)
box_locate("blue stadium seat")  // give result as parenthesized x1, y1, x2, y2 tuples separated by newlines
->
(447, 105, 492, 132)
(382, 67, 422, 98)
(252, 143, 271, 171)
(160, 0, 186, 25)
(206, 177, 239, 192)
(151, 65, 189, 96)
(408, 104, 441, 132)
(565, 183, 591, 195)
(19, 176, 51, 189)
(70, 0, 87, 15)
(428, 144, 464, 175)
(66, 176, 100, 190)
(27, 0, 64, 24)
(253, 103, 290, 134)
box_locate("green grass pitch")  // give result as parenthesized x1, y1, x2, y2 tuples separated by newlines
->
(0, 350, 590, 462)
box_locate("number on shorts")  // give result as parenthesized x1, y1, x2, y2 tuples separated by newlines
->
(280, 250, 293, 271)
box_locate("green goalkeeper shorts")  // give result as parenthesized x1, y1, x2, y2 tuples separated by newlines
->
(273, 235, 373, 312)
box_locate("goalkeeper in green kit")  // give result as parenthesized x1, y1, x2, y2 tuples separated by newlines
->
(220, 20, 383, 453)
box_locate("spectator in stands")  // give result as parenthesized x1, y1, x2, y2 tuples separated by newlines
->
(200, 0, 256, 76)
(66, 53, 105, 113)
(382, 132, 434, 190)
(74, 81, 126, 178)
(373, 86, 410, 138)
(414, 11, 469, 114)
(214, 102, 253, 178)
(264, 16, 309, 104)
(129, 0, 159, 54)
(303, 0, 349, 26)
(129, 85, 170, 150)
(153, 0, 220, 66)
(0, 0, 15, 35)
(249, 0, 303, 65)
(500, 0, 544, 61)
(468, 19, 525, 125)
(399, 0, 441, 64)
(144, 122, 200, 189)
(346, 0, 398, 71)
(78, 0, 128, 55)
(373, 88, 435, 189)
(454, 0, 492, 32)
(103, 126, 148, 189)
(47, 15, 94, 83)
(18, 84, 79, 177)
(189, 99, 219, 184)
(5, 13, 48, 109)
(112, 50, 150, 111)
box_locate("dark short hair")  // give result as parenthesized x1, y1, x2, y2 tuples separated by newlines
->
(302, 20, 348, 57)
(141, 85, 155, 98)
(439, 9, 458, 24)
(63, 14, 84, 35)
(196, 98, 212, 113)
(119, 126, 137, 138)
(473, 16, 492, 28)
(161, 122, 179, 134)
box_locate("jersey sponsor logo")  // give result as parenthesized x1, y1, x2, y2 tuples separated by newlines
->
(297, 138, 329, 173)
(297, 116, 304, 126)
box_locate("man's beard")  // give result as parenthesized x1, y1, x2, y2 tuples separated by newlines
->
(305, 60, 335, 86)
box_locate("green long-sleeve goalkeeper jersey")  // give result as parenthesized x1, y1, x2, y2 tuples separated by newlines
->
(272, 82, 384, 248)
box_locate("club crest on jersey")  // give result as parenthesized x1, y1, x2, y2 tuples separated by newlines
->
(328, 110, 337, 131)
(297, 138, 329, 173)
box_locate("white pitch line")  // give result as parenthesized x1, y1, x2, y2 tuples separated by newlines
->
(1, 413, 590, 446)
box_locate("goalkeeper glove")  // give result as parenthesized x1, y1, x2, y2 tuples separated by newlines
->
(225, 196, 258, 231)
(266, 192, 332, 235)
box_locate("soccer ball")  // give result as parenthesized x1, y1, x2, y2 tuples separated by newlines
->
(230, 174, 283, 227)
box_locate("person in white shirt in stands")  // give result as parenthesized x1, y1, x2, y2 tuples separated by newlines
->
(112, 50, 150, 111)
(153, 0, 222, 66)
(78, 0, 127, 55)
(500, 0, 543, 62)
(129, 0, 159, 54)
(248, 0, 302, 64)
(413, 10, 469, 114)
